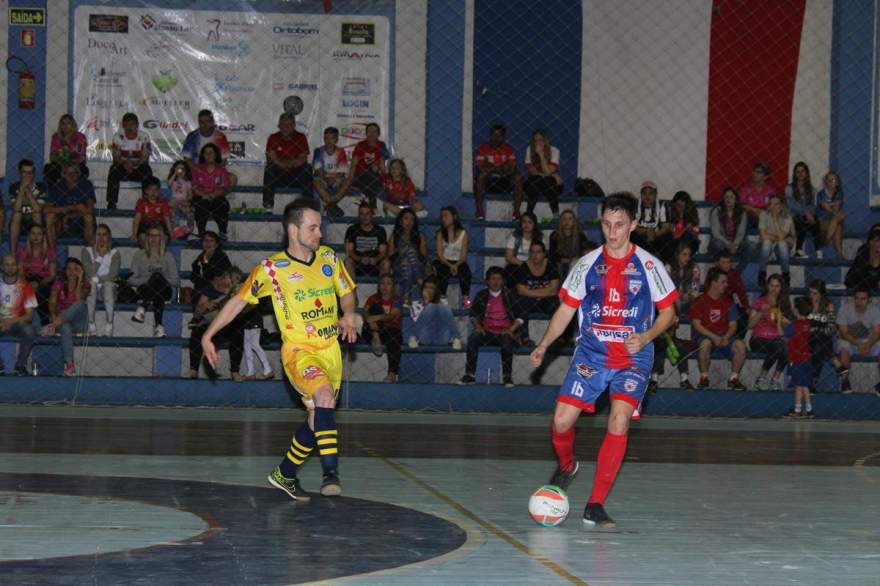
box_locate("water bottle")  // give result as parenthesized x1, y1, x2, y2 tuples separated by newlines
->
(31, 361, 38, 377)
(663, 332, 680, 365)
(239, 201, 247, 215)
(486, 367, 492, 385)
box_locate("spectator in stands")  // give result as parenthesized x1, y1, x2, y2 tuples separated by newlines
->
(666, 241, 701, 314)
(131, 176, 173, 246)
(708, 187, 750, 260)
(739, 161, 774, 225)
(524, 130, 562, 218)
(18, 224, 56, 326)
(806, 278, 847, 392)
(836, 284, 880, 395)
(192, 144, 235, 240)
(815, 170, 847, 259)
(433, 206, 471, 308)
(0, 254, 36, 375)
(631, 181, 670, 256)
(549, 209, 595, 277)
(845, 223, 880, 293)
(167, 161, 194, 240)
(748, 274, 792, 390)
(656, 190, 699, 264)
(129, 226, 180, 338)
(786, 296, 815, 416)
(504, 211, 542, 285)
(9, 158, 45, 255)
(187, 269, 244, 381)
(190, 231, 232, 298)
(106, 112, 152, 210)
(713, 250, 750, 338)
(512, 241, 560, 345)
(338, 122, 389, 209)
(312, 127, 349, 218)
(362, 273, 403, 383)
(386, 209, 428, 306)
(82, 224, 120, 337)
(181, 109, 230, 163)
(47, 258, 89, 377)
(383, 159, 426, 218)
(458, 266, 522, 387)
(241, 282, 273, 381)
(407, 276, 461, 348)
(758, 194, 795, 288)
(343, 201, 387, 278)
(474, 124, 523, 220)
(262, 112, 313, 210)
(785, 161, 820, 258)
(44, 164, 96, 248)
(45, 114, 89, 186)
(689, 267, 748, 390)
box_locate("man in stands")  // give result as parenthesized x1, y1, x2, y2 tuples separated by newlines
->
(44, 164, 96, 248)
(689, 267, 748, 390)
(312, 127, 349, 218)
(343, 201, 387, 279)
(836, 284, 880, 395)
(474, 124, 522, 220)
(0, 255, 36, 375)
(337, 123, 389, 209)
(106, 112, 153, 210)
(713, 250, 750, 338)
(8, 159, 45, 255)
(181, 109, 230, 163)
(262, 112, 313, 210)
(739, 162, 774, 226)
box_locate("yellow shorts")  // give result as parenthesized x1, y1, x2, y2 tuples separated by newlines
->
(281, 343, 342, 408)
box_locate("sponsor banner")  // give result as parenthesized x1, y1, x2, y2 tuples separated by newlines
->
(73, 6, 390, 163)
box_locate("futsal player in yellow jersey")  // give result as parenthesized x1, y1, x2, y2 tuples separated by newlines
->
(202, 199, 357, 500)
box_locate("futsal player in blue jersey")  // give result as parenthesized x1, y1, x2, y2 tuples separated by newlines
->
(530, 192, 678, 528)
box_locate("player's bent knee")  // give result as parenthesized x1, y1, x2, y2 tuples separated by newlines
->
(312, 386, 336, 408)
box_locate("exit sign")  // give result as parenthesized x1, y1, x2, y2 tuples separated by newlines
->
(10, 8, 45, 26)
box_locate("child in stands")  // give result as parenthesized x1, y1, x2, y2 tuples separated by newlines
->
(785, 297, 814, 417)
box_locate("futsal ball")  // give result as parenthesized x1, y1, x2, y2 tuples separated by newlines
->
(529, 485, 570, 526)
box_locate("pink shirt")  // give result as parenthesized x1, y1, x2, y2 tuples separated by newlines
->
(192, 164, 231, 192)
(751, 296, 782, 340)
(50, 132, 88, 159)
(739, 182, 774, 210)
(51, 279, 90, 313)
(483, 292, 512, 334)
(17, 247, 57, 279)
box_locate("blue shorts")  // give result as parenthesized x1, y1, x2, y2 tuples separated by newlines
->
(788, 362, 813, 387)
(694, 334, 736, 358)
(558, 346, 650, 412)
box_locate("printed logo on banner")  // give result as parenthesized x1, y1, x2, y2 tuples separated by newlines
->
(342, 99, 369, 109)
(84, 96, 129, 109)
(342, 77, 371, 96)
(145, 43, 175, 59)
(87, 38, 128, 55)
(272, 43, 308, 59)
(213, 73, 256, 94)
(211, 41, 251, 59)
(140, 14, 191, 33)
(150, 70, 178, 93)
(206, 17, 256, 41)
(85, 117, 113, 132)
(332, 49, 380, 62)
(273, 82, 318, 92)
(89, 66, 125, 88)
(89, 14, 128, 33)
(273, 23, 319, 37)
(341, 22, 376, 45)
(228, 142, 246, 159)
(218, 123, 256, 134)
(143, 120, 191, 130)
(142, 95, 191, 109)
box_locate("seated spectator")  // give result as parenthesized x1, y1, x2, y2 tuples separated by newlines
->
(362, 273, 402, 383)
(666, 242, 701, 314)
(240, 278, 273, 381)
(45, 114, 89, 186)
(386, 209, 428, 306)
(190, 231, 232, 298)
(748, 274, 792, 390)
(631, 181, 670, 256)
(128, 227, 180, 338)
(815, 170, 847, 259)
(383, 159, 426, 218)
(44, 164, 96, 248)
(408, 276, 461, 348)
(131, 176, 173, 247)
(512, 241, 560, 345)
(433, 206, 472, 308)
(844, 223, 880, 293)
(187, 270, 244, 381)
(312, 126, 349, 218)
(343, 201, 387, 278)
(82, 224, 120, 337)
(192, 144, 235, 240)
(656, 190, 699, 263)
(785, 161, 821, 258)
(739, 161, 774, 226)
(786, 296, 816, 416)
(524, 130, 563, 218)
(713, 250, 750, 338)
(262, 112, 312, 210)
(46, 258, 90, 377)
(806, 278, 846, 392)
(180, 109, 230, 164)
(458, 266, 522, 387)
(0, 255, 36, 375)
(17, 224, 57, 326)
(549, 209, 596, 277)
(167, 161, 194, 240)
(106, 112, 152, 210)
(337, 122, 389, 209)
(9, 158, 44, 255)
(758, 194, 795, 287)
(474, 124, 523, 220)
(836, 284, 880, 395)
(689, 267, 747, 390)
(504, 211, 542, 286)
(708, 187, 751, 261)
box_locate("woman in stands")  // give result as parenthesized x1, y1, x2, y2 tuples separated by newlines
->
(665, 240, 701, 314)
(806, 278, 847, 391)
(523, 130, 563, 218)
(816, 170, 847, 259)
(549, 209, 595, 277)
(192, 143, 235, 241)
(844, 223, 880, 293)
(748, 274, 793, 390)
(362, 273, 403, 383)
(44, 114, 89, 186)
(385, 208, 428, 307)
(407, 276, 461, 349)
(433, 205, 472, 308)
(82, 224, 120, 337)
(504, 211, 542, 286)
(758, 194, 795, 288)
(785, 162, 820, 258)
(47, 258, 90, 377)
(656, 190, 700, 264)
(382, 159, 426, 218)
(17, 224, 57, 326)
(190, 231, 232, 298)
(631, 181, 670, 256)
(186, 269, 244, 381)
(708, 187, 750, 261)
(128, 226, 180, 338)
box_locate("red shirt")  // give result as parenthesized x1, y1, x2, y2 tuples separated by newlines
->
(689, 293, 736, 336)
(51, 279, 90, 313)
(475, 142, 516, 171)
(135, 197, 170, 223)
(17, 246, 57, 279)
(352, 140, 389, 176)
(722, 267, 749, 309)
(365, 293, 401, 330)
(266, 131, 309, 162)
(192, 164, 232, 192)
(787, 319, 811, 363)
(383, 177, 416, 206)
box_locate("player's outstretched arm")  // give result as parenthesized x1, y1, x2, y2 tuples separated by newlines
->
(530, 303, 577, 367)
(202, 296, 249, 368)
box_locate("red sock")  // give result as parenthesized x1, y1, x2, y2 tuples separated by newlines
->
(551, 427, 576, 472)
(588, 431, 628, 505)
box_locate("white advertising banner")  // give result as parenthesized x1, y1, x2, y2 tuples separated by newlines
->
(72, 6, 390, 165)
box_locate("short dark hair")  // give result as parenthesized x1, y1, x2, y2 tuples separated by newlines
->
(122, 112, 138, 124)
(357, 199, 374, 211)
(490, 124, 506, 134)
(18, 158, 34, 171)
(529, 240, 547, 253)
(142, 176, 161, 192)
(198, 109, 214, 119)
(715, 249, 732, 262)
(854, 283, 873, 297)
(279, 112, 295, 124)
(600, 192, 639, 220)
(794, 296, 812, 317)
(283, 198, 321, 230)
(365, 122, 380, 135)
(754, 161, 771, 175)
(324, 127, 339, 137)
(485, 266, 504, 280)
(705, 266, 727, 286)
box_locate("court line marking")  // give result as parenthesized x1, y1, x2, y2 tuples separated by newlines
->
(853, 450, 880, 467)
(359, 445, 589, 586)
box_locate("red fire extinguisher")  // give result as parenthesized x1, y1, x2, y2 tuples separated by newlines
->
(7, 56, 35, 110)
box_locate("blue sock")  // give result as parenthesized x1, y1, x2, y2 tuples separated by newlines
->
(314, 407, 339, 473)
(278, 421, 315, 478)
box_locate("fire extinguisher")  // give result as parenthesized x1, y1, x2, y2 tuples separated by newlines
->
(7, 56, 35, 110)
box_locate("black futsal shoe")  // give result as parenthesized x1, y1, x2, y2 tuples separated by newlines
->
(549, 460, 579, 490)
(320, 470, 342, 497)
(267, 467, 311, 502)
(583, 502, 616, 528)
